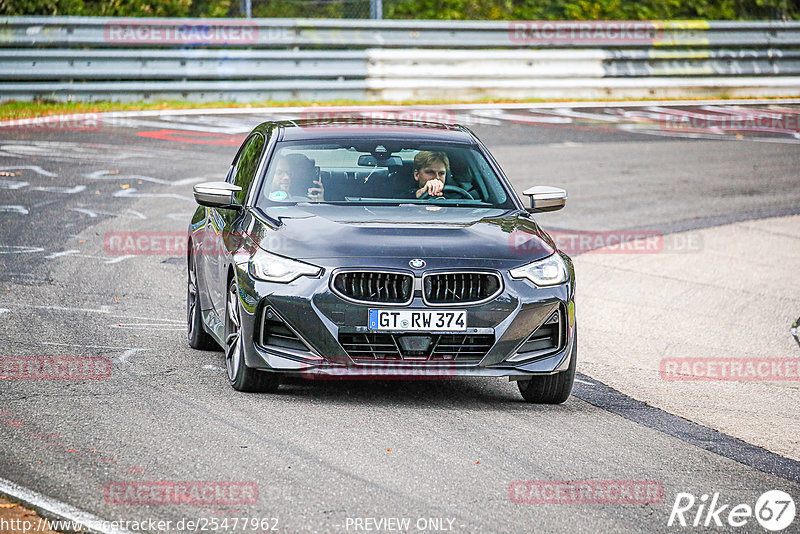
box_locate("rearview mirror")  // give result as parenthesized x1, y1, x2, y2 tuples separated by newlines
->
(357, 154, 403, 167)
(523, 186, 567, 213)
(193, 182, 242, 209)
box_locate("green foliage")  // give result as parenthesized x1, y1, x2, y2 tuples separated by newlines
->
(0, 0, 83, 16)
(0, 0, 228, 16)
(83, 0, 193, 16)
(385, 0, 800, 20)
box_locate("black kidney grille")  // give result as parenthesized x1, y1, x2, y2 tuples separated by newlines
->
(424, 272, 501, 304)
(333, 271, 413, 304)
(339, 333, 493, 362)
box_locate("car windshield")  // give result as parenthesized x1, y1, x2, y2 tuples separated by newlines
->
(256, 140, 515, 209)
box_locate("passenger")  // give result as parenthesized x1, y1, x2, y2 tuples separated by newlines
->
(407, 151, 449, 199)
(268, 153, 324, 202)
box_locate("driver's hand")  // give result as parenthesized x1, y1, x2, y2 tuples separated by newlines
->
(417, 179, 444, 198)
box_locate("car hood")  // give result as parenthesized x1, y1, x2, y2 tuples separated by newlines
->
(250, 204, 555, 262)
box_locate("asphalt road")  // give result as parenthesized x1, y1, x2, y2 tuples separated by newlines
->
(1, 103, 799, 534)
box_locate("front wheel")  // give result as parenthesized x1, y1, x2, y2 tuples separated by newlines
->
(225, 278, 281, 393)
(517, 331, 576, 404)
(187, 250, 218, 350)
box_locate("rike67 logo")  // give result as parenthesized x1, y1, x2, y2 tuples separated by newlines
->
(668, 490, 795, 531)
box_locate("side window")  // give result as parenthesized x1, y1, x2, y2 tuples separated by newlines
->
(231, 134, 265, 205)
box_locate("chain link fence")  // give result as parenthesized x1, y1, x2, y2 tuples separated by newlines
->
(233, 0, 377, 19)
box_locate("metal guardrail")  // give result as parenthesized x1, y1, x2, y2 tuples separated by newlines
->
(1, 17, 799, 102)
(3, 17, 800, 48)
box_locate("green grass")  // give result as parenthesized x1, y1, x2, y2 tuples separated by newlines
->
(1, 95, 797, 121)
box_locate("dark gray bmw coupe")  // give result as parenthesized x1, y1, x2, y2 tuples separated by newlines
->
(187, 118, 576, 403)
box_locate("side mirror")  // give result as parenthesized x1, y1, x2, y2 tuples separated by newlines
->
(523, 186, 567, 213)
(193, 182, 242, 209)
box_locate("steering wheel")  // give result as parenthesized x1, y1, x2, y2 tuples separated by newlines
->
(420, 184, 474, 200)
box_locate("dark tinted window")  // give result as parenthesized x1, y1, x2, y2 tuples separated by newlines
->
(231, 134, 265, 205)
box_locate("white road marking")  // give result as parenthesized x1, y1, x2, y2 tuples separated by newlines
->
(574, 378, 594, 386)
(166, 212, 195, 221)
(114, 317, 182, 323)
(116, 348, 147, 364)
(0, 205, 29, 214)
(70, 207, 148, 220)
(0, 165, 58, 177)
(699, 105, 784, 118)
(1, 98, 794, 128)
(126, 209, 147, 220)
(470, 109, 573, 124)
(539, 107, 622, 122)
(0, 141, 164, 161)
(71, 207, 98, 218)
(42, 342, 141, 350)
(34, 304, 113, 314)
(5, 308, 180, 323)
(103, 255, 135, 264)
(113, 187, 194, 201)
(0, 476, 131, 534)
(0, 245, 45, 254)
(202, 364, 226, 371)
(45, 249, 80, 259)
(110, 323, 185, 330)
(32, 184, 87, 194)
(546, 142, 583, 148)
(121, 117, 249, 134)
(0, 308, 9, 317)
(86, 169, 207, 186)
(0, 179, 29, 189)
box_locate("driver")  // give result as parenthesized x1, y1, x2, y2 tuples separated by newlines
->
(408, 151, 449, 199)
(268, 153, 324, 202)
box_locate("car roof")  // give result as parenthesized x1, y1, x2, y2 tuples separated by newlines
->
(263, 118, 477, 143)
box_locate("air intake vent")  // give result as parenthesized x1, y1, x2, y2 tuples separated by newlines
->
(339, 333, 493, 362)
(258, 306, 306, 351)
(332, 271, 413, 304)
(423, 272, 502, 305)
(518, 311, 562, 356)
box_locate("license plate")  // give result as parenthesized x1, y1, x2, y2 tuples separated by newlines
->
(368, 309, 467, 331)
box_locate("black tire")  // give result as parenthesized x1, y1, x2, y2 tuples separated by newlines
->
(225, 278, 281, 393)
(187, 250, 218, 350)
(518, 331, 577, 404)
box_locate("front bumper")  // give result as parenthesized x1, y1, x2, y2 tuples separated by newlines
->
(235, 256, 576, 379)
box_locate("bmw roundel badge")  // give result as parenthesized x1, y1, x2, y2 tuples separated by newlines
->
(409, 259, 426, 269)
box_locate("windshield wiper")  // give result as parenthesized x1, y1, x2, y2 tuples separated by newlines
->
(305, 200, 404, 206)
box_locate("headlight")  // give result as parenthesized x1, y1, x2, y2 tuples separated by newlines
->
(509, 253, 567, 287)
(249, 249, 321, 283)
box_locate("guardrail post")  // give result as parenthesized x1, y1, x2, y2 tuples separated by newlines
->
(241, 0, 252, 19)
(370, 0, 383, 20)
